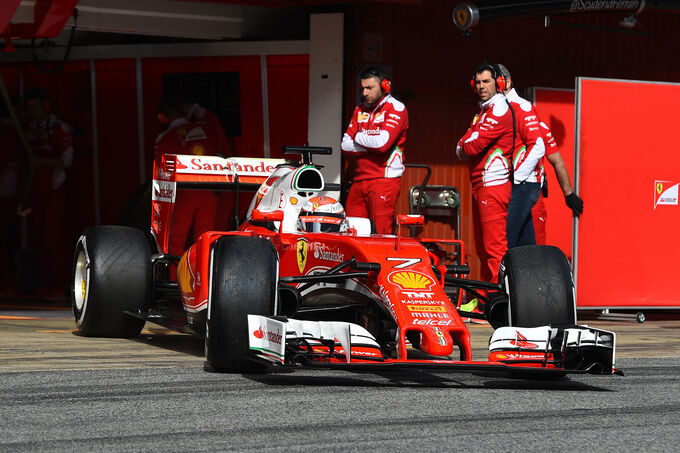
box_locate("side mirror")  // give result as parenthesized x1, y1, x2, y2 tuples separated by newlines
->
(252, 209, 284, 222)
(397, 214, 424, 226)
(395, 215, 424, 250)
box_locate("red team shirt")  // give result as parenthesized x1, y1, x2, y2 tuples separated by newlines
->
(154, 117, 217, 161)
(341, 94, 408, 181)
(185, 103, 231, 157)
(505, 88, 545, 183)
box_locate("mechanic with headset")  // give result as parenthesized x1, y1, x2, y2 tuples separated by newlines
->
(496, 64, 583, 246)
(176, 92, 232, 158)
(155, 98, 218, 257)
(456, 62, 514, 284)
(22, 87, 74, 300)
(495, 63, 546, 249)
(341, 66, 408, 234)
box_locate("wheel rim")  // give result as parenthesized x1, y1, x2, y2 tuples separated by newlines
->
(73, 238, 90, 314)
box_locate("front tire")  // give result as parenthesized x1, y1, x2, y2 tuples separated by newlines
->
(205, 236, 278, 373)
(500, 245, 576, 327)
(71, 226, 150, 337)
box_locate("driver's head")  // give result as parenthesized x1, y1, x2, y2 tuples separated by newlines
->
(298, 195, 346, 233)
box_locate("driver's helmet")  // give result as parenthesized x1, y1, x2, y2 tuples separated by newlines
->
(297, 195, 346, 233)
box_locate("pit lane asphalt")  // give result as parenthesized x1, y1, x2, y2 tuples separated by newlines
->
(1, 305, 679, 452)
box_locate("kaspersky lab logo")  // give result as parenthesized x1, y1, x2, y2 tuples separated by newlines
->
(654, 180, 679, 210)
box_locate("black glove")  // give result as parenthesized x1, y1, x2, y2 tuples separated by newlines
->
(565, 193, 584, 216)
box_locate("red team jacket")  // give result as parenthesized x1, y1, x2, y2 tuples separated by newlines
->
(185, 103, 231, 158)
(154, 117, 218, 161)
(456, 93, 515, 188)
(341, 94, 409, 181)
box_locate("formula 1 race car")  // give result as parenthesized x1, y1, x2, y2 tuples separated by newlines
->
(71, 146, 618, 377)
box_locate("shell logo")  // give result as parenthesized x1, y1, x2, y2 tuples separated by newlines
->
(388, 271, 435, 290)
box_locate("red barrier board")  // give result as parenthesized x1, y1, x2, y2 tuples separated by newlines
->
(574, 77, 680, 308)
(532, 88, 576, 261)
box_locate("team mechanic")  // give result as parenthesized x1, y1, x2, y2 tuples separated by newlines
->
(155, 98, 218, 258)
(456, 62, 514, 283)
(495, 65, 584, 244)
(497, 64, 546, 248)
(23, 88, 74, 299)
(341, 66, 408, 234)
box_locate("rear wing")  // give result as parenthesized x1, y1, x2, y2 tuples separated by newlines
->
(160, 154, 287, 190)
(151, 154, 287, 254)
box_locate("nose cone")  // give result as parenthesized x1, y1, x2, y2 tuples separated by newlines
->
(419, 327, 454, 357)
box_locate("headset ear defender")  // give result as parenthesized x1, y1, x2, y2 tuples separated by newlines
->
(381, 78, 391, 94)
(496, 74, 506, 92)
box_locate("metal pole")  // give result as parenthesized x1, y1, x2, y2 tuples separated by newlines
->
(89, 59, 101, 225)
(135, 57, 146, 184)
(260, 54, 270, 158)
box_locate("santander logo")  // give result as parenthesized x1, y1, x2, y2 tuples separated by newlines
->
(510, 332, 538, 349)
(252, 326, 283, 344)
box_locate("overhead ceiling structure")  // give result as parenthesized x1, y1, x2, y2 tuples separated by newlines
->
(1, 0, 422, 50)
(3, 0, 246, 46)
(452, 1, 680, 31)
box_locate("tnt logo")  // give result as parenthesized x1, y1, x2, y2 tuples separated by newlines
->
(402, 291, 434, 298)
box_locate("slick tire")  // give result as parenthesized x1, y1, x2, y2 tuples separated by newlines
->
(205, 236, 278, 373)
(71, 226, 150, 337)
(500, 245, 576, 327)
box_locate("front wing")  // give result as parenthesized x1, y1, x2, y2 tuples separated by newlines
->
(247, 315, 620, 377)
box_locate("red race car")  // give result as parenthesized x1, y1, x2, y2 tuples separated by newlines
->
(71, 146, 618, 377)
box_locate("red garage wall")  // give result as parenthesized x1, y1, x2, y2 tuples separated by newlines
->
(267, 54, 310, 159)
(94, 58, 140, 225)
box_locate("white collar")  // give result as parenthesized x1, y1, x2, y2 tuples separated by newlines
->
(481, 92, 506, 109)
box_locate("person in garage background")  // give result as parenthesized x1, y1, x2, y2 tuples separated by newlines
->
(155, 98, 218, 258)
(341, 66, 409, 234)
(20, 88, 74, 302)
(177, 91, 232, 158)
(495, 63, 545, 249)
(495, 64, 583, 245)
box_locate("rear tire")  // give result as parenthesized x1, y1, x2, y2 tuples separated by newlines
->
(500, 245, 576, 327)
(71, 226, 150, 337)
(205, 236, 278, 373)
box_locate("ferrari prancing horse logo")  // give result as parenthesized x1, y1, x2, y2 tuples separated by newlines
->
(457, 10, 467, 26)
(296, 238, 308, 273)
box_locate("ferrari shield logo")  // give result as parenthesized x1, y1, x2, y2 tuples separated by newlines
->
(296, 238, 308, 273)
(656, 182, 663, 194)
(457, 9, 467, 26)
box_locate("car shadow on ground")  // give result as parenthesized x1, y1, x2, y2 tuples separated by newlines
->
(244, 369, 614, 391)
(130, 330, 205, 357)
